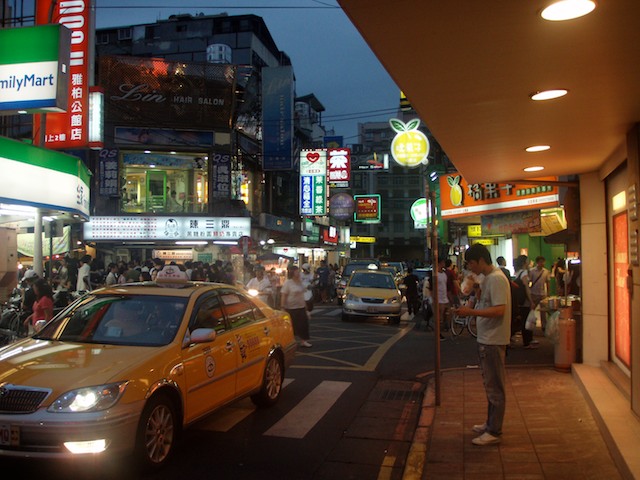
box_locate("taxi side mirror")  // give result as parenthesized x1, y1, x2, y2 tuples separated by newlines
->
(182, 328, 217, 347)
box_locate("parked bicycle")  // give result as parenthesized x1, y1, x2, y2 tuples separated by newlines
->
(450, 311, 477, 337)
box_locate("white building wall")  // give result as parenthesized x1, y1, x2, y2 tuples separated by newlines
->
(579, 172, 609, 365)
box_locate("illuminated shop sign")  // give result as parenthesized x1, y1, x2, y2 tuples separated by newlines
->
(410, 198, 429, 229)
(439, 173, 559, 219)
(300, 149, 327, 216)
(354, 195, 381, 223)
(327, 148, 351, 188)
(35, 1, 90, 148)
(329, 193, 355, 221)
(0, 24, 70, 113)
(100, 56, 236, 131)
(0, 136, 90, 219)
(321, 225, 338, 245)
(389, 118, 430, 168)
(84, 216, 251, 241)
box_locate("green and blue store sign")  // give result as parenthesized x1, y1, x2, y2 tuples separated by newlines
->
(0, 24, 70, 113)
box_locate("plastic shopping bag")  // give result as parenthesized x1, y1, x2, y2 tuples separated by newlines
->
(524, 309, 537, 331)
(545, 310, 561, 343)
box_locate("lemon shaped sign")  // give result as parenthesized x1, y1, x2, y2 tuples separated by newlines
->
(389, 118, 430, 168)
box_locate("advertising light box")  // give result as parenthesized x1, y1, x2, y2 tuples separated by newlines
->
(354, 195, 381, 223)
(0, 24, 70, 113)
(84, 216, 251, 241)
(300, 149, 327, 216)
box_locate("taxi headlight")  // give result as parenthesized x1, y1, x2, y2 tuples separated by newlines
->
(385, 296, 401, 304)
(346, 293, 360, 302)
(48, 382, 128, 413)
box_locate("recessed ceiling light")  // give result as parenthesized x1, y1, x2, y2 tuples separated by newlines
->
(541, 0, 596, 21)
(524, 166, 545, 172)
(525, 145, 551, 152)
(530, 89, 568, 101)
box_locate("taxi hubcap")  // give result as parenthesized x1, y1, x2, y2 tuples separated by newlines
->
(265, 358, 282, 399)
(145, 404, 174, 463)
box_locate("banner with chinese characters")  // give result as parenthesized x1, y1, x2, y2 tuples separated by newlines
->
(327, 148, 351, 188)
(211, 151, 232, 199)
(481, 210, 542, 235)
(439, 174, 559, 219)
(35, 1, 91, 149)
(83, 216, 250, 241)
(300, 149, 327, 216)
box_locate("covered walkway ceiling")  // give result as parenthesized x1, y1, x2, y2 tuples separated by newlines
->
(338, 0, 640, 183)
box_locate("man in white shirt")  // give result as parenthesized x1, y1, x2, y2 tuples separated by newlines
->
(454, 243, 511, 447)
(246, 267, 273, 306)
(76, 255, 92, 292)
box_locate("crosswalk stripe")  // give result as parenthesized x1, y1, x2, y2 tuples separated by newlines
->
(195, 378, 295, 432)
(264, 380, 350, 439)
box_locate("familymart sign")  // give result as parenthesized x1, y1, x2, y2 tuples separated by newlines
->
(0, 24, 70, 113)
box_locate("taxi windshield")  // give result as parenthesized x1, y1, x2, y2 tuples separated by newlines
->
(35, 295, 188, 347)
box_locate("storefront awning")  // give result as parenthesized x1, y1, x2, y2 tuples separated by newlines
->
(0, 135, 91, 220)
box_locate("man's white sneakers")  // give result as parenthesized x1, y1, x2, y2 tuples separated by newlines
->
(471, 423, 487, 434)
(472, 432, 501, 446)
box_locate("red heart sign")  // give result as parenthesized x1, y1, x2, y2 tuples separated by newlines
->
(306, 152, 320, 163)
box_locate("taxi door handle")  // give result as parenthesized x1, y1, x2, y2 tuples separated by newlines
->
(225, 340, 234, 352)
(263, 326, 270, 336)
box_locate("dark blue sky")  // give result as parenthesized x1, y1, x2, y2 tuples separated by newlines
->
(94, 0, 401, 143)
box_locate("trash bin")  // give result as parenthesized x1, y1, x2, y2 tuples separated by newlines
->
(554, 307, 576, 372)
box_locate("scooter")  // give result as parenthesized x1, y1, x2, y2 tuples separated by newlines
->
(0, 289, 23, 345)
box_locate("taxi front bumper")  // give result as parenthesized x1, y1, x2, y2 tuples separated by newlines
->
(0, 401, 143, 459)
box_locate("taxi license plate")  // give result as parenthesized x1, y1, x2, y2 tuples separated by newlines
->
(367, 307, 378, 313)
(0, 424, 19, 446)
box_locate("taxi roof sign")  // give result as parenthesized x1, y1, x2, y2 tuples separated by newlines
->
(155, 265, 189, 288)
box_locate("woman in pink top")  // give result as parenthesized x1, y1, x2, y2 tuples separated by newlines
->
(24, 278, 54, 332)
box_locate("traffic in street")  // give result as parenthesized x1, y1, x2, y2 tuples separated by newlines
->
(2, 302, 554, 480)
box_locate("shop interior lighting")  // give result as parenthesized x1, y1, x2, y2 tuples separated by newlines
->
(213, 240, 237, 245)
(525, 145, 551, 152)
(144, 150, 151, 154)
(523, 166, 545, 172)
(175, 241, 208, 245)
(541, 0, 596, 21)
(17, 110, 28, 114)
(530, 89, 568, 101)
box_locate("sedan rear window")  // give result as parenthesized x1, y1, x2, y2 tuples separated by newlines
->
(35, 295, 187, 346)
(349, 273, 396, 289)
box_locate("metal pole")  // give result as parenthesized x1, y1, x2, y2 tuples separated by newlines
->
(430, 188, 441, 406)
(34, 209, 43, 277)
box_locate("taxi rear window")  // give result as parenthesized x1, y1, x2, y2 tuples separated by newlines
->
(36, 295, 188, 346)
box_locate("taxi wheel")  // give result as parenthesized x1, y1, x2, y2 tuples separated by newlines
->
(135, 394, 178, 470)
(251, 354, 283, 407)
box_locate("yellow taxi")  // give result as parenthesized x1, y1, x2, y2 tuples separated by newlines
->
(341, 269, 403, 324)
(0, 266, 296, 469)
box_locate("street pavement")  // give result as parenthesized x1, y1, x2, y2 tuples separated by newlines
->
(311, 303, 624, 479)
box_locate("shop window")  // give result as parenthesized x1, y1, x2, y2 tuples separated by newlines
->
(120, 151, 209, 214)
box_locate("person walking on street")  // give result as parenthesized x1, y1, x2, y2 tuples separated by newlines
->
(436, 259, 450, 339)
(529, 256, 550, 331)
(281, 266, 312, 348)
(454, 243, 511, 446)
(76, 255, 92, 293)
(402, 267, 420, 317)
(300, 263, 314, 311)
(315, 260, 331, 303)
(513, 255, 537, 349)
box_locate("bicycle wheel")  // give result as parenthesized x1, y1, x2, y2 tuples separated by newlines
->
(467, 316, 477, 338)
(450, 313, 466, 336)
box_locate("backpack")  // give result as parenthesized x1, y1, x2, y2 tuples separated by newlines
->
(512, 272, 527, 307)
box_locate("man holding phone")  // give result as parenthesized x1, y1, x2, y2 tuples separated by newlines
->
(453, 243, 511, 446)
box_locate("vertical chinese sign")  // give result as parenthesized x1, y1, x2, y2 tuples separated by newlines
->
(613, 212, 630, 368)
(327, 148, 351, 188)
(262, 66, 294, 170)
(35, 0, 90, 149)
(299, 149, 327, 216)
